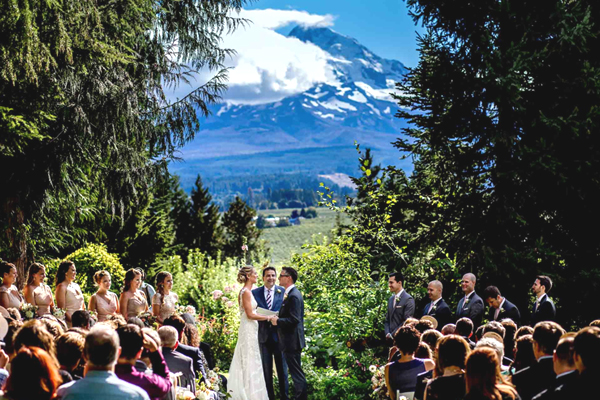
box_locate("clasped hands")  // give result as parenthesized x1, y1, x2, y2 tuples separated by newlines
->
(268, 316, 279, 326)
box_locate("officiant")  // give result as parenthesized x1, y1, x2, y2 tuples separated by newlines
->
(253, 266, 289, 400)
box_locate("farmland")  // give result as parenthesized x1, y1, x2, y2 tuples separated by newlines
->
(259, 208, 350, 265)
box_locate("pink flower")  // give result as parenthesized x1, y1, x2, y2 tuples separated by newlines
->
(221, 296, 229, 302)
(212, 290, 223, 300)
(241, 245, 249, 252)
(224, 286, 233, 294)
(226, 301, 234, 308)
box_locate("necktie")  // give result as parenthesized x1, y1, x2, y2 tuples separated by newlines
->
(266, 289, 272, 309)
(494, 307, 500, 320)
(429, 302, 435, 314)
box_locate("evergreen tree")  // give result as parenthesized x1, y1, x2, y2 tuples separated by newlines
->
(189, 175, 223, 256)
(222, 197, 261, 259)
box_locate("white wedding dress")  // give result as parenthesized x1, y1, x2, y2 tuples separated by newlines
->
(228, 287, 269, 400)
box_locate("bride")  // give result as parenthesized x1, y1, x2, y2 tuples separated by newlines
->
(229, 265, 273, 400)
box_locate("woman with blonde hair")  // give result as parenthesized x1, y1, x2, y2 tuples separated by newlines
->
(23, 263, 54, 316)
(119, 268, 148, 319)
(228, 265, 273, 400)
(464, 348, 520, 400)
(152, 271, 178, 323)
(88, 270, 120, 321)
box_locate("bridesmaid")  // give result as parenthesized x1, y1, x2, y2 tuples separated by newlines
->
(55, 260, 85, 326)
(119, 268, 148, 319)
(23, 262, 54, 316)
(88, 270, 120, 321)
(152, 271, 179, 323)
(0, 261, 24, 310)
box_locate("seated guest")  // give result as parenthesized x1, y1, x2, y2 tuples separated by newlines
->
(415, 342, 433, 359)
(12, 320, 56, 357)
(163, 315, 207, 383)
(515, 326, 534, 339)
(2, 346, 61, 400)
(180, 321, 226, 390)
(500, 319, 517, 360)
(158, 326, 196, 393)
(551, 326, 600, 398)
(475, 337, 509, 374)
(55, 331, 86, 382)
(531, 334, 578, 400)
(589, 319, 600, 328)
(465, 348, 519, 400)
(57, 325, 150, 400)
(181, 313, 215, 370)
(40, 316, 66, 338)
(23, 262, 54, 316)
(456, 318, 476, 349)
(385, 325, 435, 400)
(115, 324, 172, 400)
(511, 335, 536, 374)
(475, 325, 485, 342)
(127, 317, 145, 329)
(72, 310, 93, 330)
(404, 317, 420, 328)
(483, 322, 512, 366)
(424, 335, 470, 400)
(483, 286, 521, 326)
(0, 348, 8, 387)
(422, 329, 443, 353)
(512, 321, 565, 400)
(441, 324, 456, 335)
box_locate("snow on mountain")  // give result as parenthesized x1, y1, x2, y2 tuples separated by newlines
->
(172, 26, 410, 184)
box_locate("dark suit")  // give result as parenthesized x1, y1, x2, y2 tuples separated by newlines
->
(488, 298, 521, 325)
(253, 285, 289, 400)
(531, 294, 556, 325)
(384, 290, 415, 338)
(176, 343, 207, 384)
(512, 356, 555, 400)
(455, 292, 485, 328)
(422, 298, 452, 329)
(277, 286, 306, 400)
(531, 370, 578, 400)
(162, 347, 196, 393)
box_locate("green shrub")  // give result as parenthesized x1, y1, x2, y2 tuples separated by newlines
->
(45, 243, 126, 296)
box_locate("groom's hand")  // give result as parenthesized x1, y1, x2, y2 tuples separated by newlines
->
(271, 316, 278, 326)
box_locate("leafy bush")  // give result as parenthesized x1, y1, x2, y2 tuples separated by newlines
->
(45, 243, 126, 295)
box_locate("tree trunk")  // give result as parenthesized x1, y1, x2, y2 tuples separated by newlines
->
(3, 197, 28, 289)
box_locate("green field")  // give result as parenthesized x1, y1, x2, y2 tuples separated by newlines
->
(259, 208, 350, 265)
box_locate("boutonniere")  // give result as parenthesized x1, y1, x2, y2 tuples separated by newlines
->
(464, 298, 470, 305)
(500, 308, 505, 314)
(277, 289, 282, 294)
(431, 305, 437, 312)
(283, 294, 288, 301)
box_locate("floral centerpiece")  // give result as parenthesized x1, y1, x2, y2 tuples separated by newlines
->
(20, 303, 38, 320)
(369, 364, 388, 399)
(52, 307, 66, 321)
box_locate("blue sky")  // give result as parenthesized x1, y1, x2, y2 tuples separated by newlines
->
(246, 0, 424, 67)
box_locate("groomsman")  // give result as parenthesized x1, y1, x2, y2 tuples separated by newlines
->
(455, 273, 485, 328)
(253, 267, 289, 400)
(483, 286, 521, 326)
(385, 272, 415, 344)
(531, 275, 556, 325)
(422, 280, 452, 329)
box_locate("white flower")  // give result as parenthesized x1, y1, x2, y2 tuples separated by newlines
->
(241, 245, 249, 252)
(25, 311, 34, 319)
(185, 305, 196, 315)
(369, 365, 377, 373)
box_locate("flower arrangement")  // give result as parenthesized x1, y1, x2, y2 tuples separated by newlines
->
(369, 365, 388, 399)
(175, 387, 195, 400)
(176, 305, 197, 316)
(138, 311, 158, 327)
(20, 303, 38, 320)
(194, 381, 212, 400)
(52, 307, 66, 321)
(89, 310, 98, 323)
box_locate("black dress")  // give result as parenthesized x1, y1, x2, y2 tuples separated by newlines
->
(425, 373, 465, 400)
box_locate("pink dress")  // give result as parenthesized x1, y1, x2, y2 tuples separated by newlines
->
(95, 292, 118, 321)
(0, 285, 23, 309)
(32, 284, 53, 315)
(65, 282, 85, 322)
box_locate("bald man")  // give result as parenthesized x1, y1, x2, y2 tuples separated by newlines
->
(455, 273, 485, 328)
(422, 280, 452, 330)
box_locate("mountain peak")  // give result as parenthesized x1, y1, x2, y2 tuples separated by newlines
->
(288, 25, 365, 59)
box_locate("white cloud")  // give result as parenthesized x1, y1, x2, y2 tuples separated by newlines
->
(219, 9, 338, 105)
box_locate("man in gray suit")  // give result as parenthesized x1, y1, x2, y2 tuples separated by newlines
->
(158, 326, 196, 393)
(385, 272, 415, 344)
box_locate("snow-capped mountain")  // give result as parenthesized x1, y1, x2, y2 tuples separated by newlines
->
(171, 26, 410, 186)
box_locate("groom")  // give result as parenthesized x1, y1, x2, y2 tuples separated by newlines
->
(271, 267, 307, 400)
(252, 267, 289, 400)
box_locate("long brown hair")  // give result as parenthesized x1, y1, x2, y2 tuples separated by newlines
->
(123, 268, 141, 292)
(155, 271, 172, 306)
(3, 346, 61, 400)
(465, 348, 518, 400)
(55, 260, 74, 286)
(27, 263, 46, 286)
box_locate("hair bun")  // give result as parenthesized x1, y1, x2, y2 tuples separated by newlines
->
(237, 265, 254, 284)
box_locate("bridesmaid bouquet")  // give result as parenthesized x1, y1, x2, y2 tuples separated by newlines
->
(175, 304, 197, 316)
(138, 311, 157, 327)
(89, 310, 99, 323)
(20, 303, 38, 320)
(53, 307, 66, 320)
